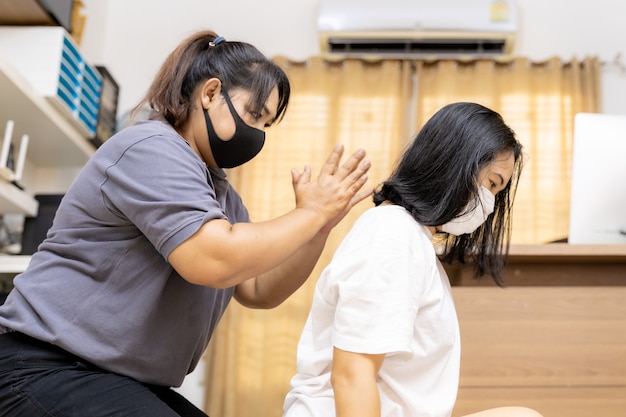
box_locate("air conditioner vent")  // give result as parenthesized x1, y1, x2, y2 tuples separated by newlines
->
(327, 37, 508, 58)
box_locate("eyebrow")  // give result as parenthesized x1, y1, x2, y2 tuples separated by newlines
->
(495, 173, 505, 186)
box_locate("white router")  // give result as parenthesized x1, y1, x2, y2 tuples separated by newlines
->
(0, 120, 29, 186)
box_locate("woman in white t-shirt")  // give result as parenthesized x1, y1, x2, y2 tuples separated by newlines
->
(283, 102, 542, 417)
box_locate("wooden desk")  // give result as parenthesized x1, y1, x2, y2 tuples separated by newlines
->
(449, 244, 626, 417)
(448, 243, 626, 286)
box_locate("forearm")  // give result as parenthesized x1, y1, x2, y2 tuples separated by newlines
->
(234, 229, 329, 308)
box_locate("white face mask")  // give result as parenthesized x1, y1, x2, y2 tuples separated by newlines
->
(441, 186, 496, 236)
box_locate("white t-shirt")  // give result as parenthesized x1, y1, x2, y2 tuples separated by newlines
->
(283, 205, 460, 417)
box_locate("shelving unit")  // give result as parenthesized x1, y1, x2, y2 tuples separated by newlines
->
(0, 53, 95, 276)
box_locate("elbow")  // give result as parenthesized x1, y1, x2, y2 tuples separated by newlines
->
(176, 263, 245, 289)
(330, 369, 350, 392)
(184, 276, 236, 289)
(168, 219, 252, 288)
(330, 370, 359, 400)
(233, 285, 285, 310)
(235, 298, 279, 309)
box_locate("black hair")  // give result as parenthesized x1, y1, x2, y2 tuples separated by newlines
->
(137, 30, 290, 131)
(373, 102, 523, 285)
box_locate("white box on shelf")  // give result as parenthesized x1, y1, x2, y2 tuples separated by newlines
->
(0, 27, 102, 138)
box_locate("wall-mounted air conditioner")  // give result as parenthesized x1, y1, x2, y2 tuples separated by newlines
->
(318, 0, 518, 59)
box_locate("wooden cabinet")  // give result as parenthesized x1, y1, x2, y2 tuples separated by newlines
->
(450, 244, 626, 417)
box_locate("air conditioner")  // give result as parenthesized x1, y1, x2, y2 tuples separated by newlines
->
(318, 0, 518, 60)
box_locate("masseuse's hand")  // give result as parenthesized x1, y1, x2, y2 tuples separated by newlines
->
(291, 145, 371, 231)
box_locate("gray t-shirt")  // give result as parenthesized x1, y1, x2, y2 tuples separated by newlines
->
(0, 119, 249, 386)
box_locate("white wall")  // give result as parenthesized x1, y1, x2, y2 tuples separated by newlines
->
(75, 0, 626, 408)
(79, 0, 626, 117)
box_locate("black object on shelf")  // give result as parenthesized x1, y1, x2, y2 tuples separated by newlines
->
(20, 194, 64, 255)
(91, 65, 120, 148)
(37, 0, 74, 32)
(0, 0, 75, 33)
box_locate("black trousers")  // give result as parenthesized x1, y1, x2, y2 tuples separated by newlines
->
(0, 332, 209, 417)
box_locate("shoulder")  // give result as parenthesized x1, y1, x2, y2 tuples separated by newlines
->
(336, 205, 433, 260)
(355, 205, 429, 240)
(92, 120, 201, 168)
(109, 120, 185, 147)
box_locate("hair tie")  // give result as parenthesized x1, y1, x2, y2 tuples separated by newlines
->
(209, 36, 226, 47)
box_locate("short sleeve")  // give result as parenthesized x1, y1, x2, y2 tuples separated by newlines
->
(324, 211, 428, 355)
(99, 133, 226, 258)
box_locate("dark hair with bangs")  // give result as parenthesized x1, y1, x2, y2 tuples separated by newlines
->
(135, 30, 290, 131)
(373, 102, 523, 286)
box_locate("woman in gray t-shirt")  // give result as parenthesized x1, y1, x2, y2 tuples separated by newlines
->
(0, 30, 371, 417)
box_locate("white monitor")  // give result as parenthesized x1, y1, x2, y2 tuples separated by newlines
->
(569, 113, 626, 244)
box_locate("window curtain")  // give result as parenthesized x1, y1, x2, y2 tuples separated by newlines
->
(203, 56, 600, 417)
(203, 57, 413, 417)
(415, 57, 601, 243)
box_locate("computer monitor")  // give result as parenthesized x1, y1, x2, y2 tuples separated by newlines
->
(569, 113, 626, 244)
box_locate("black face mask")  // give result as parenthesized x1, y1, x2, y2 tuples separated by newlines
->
(203, 91, 266, 168)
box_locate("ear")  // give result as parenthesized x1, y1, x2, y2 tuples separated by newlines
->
(200, 78, 222, 109)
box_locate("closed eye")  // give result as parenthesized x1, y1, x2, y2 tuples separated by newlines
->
(248, 108, 275, 128)
(490, 174, 506, 193)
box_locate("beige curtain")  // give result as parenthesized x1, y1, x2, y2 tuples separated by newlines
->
(203, 56, 600, 416)
(415, 57, 601, 243)
(204, 57, 413, 417)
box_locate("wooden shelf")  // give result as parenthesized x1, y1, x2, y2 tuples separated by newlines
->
(0, 255, 30, 273)
(0, 181, 37, 215)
